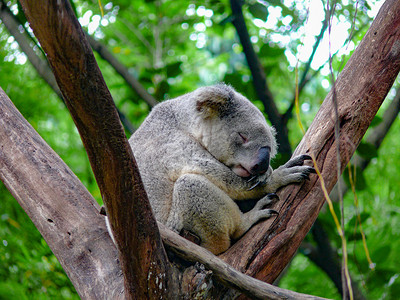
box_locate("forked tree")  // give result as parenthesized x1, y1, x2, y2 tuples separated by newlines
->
(0, 0, 399, 299)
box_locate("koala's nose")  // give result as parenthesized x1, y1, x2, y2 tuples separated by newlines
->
(251, 146, 270, 175)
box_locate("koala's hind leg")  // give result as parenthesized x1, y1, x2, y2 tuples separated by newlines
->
(167, 174, 244, 255)
(232, 194, 278, 240)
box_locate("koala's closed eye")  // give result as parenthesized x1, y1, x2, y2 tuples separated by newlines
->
(238, 132, 248, 144)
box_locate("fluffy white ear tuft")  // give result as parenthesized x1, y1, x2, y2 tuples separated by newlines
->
(195, 84, 234, 118)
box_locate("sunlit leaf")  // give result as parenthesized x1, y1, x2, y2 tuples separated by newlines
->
(248, 2, 268, 21)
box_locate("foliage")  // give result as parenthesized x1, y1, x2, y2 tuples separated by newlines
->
(0, 0, 398, 299)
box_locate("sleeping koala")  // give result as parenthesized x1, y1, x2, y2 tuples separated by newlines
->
(108, 84, 314, 254)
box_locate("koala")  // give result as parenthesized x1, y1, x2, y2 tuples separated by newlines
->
(106, 84, 314, 255)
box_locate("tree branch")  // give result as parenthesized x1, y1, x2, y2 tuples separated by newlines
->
(1, 86, 329, 299)
(0, 88, 124, 299)
(159, 223, 328, 300)
(330, 85, 400, 202)
(18, 0, 171, 298)
(310, 86, 400, 299)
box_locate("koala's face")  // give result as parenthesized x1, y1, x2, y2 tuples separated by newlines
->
(194, 85, 276, 179)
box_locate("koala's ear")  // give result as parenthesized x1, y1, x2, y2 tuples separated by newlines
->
(195, 84, 233, 118)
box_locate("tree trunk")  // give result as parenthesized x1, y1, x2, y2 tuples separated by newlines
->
(17, 0, 172, 298)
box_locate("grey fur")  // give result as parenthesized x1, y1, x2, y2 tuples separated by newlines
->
(107, 84, 313, 254)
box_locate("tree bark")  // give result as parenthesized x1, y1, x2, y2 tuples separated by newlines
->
(0, 87, 124, 299)
(220, 0, 400, 289)
(18, 0, 172, 298)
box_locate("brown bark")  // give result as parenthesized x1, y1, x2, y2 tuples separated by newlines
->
(159, 223, 328, 300)
(308, 86, 400, 299)
(0, 88, 124, 299)
(220, 0, 400, 288)
(17, 0, 171, 298)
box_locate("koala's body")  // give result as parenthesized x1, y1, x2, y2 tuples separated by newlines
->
(110, 84, 313, 254)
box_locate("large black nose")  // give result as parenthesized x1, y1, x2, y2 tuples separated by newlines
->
(251, 146, 270, 175)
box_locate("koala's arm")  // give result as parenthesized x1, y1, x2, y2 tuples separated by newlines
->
(262, 154, 315, 193)
(196, 154, 314, 200)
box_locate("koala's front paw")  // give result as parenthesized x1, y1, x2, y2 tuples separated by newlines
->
(266, 154, 316, 192)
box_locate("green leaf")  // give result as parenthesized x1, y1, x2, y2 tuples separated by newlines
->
(347, 232, 363, 242)
(370, 115, 383, 127)
(219, 15, 234, 26)
(223, 73, 243, 88)
(259, 44, 285, 58)
(373, 245, 391, 264)
(367, 267, 396, 287)
(356, 142, 378, 159)
(347, 212, 370, 229)
(248, 2, 268, 21)
(390, 282, 400, 297)
(155, 80, 170, 100)
(166, 62, 182, 78)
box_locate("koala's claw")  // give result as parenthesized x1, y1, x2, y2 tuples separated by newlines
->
(248, 180, 262, 191)
(247, 175, 258, 183)
(299, 166, 316, 180)
(269, 209, 279, 216)
(284, 154, 313, 168)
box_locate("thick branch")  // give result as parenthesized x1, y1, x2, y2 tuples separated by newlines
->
(159, 223, 328, 300)
(308, 88, 400, 298)
(18, 0, 171, 298)
(230, 0, 291, 156)
(330, 85, 400, 202)
(0, 88, 124, 299)
(221, 0, 400, 286)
